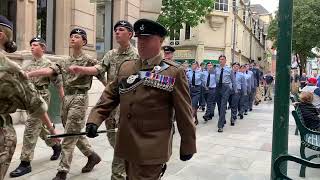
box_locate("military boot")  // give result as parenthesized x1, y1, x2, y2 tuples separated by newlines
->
(81, 152, 101, 173)
(10, 161, 31, 177)
(50, 144, 62, 160)
(52, 171, 67, 180)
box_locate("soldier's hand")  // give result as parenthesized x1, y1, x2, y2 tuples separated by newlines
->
(68, 65, 83, 74)
(86, 123, 99, 138)
(180, 154, 193, 161)
(49, 129, 61, 143)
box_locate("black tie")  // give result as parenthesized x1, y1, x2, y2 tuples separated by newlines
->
(219, 68, 224, 86)
(206, 73, 211, 87)
(192, 71, 196, 86)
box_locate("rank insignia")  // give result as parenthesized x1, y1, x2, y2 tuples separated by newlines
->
(127, 74, 139, 84)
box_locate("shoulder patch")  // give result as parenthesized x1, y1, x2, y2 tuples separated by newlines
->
(163, 59, 180, 68)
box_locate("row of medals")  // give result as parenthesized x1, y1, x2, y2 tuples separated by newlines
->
(143, 72, 175, 92)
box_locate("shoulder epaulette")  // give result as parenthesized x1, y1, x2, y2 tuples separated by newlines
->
(163, 59, 180, 68)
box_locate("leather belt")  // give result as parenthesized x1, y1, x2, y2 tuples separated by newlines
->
(65, 89, 87, 96)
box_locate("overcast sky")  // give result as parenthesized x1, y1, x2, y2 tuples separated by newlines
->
(250, 0, 279, 13)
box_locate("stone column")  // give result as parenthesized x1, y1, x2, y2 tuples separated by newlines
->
(55, 0, 72, 55)
(16, 0, 37, 51)
(196, 43, 205, 63)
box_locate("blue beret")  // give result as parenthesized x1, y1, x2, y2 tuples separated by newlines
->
(134, 19, 167, 37)
(114, 20, 133, 32)
(162, 46, 175, 52)
(0, 15, 13, 30)
(30, 37, 46, 46)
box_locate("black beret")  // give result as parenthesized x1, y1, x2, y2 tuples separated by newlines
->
(232, 62, 240, 66)
(162, 46, 175, 52)
(70, 28, 87, 40)
(30, 37, 46, 46)
(0, 15, 13, 30)
(134, 19, 167, 37)
(114, 20, 133, 32)
(206, 62, 212, 65)
(191, 61, 199, 65)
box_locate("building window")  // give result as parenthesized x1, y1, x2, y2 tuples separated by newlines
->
(169, 29, 180, 41)
(214, 0, 229, 12)
(185, 23, 191, 40)
(0, 0, 17, 41)
(37, 0, 56, 53)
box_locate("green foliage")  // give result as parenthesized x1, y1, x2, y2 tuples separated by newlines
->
(157, 0, 214, 31)
(267, 0, 320, 70)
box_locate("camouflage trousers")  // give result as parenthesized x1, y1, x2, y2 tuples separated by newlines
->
(58, 94, 93, 173)
(20, 91, 57, 161)
(105, 106, 126, 180)
(0, 116, 17, 180)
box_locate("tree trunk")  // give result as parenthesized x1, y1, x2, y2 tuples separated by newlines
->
(298, 53, 307, 76)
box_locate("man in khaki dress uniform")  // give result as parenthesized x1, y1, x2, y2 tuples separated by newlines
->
(10, 37, 65, 178)
(27, 28, 102, 180)
(0, 15, 58, 180)
(86, 19, 197, 180)
(68, 20, 138, 180)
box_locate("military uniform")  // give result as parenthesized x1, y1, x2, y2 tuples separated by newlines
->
(49, 52, 99, 173)
(202, 67, 217, 121)
(19, 56, 60, 162)
(95, 43, 138, 180)
(87, 19, 196, 180)
(230, 68, 246, 122)
(0, 50, 48, 180)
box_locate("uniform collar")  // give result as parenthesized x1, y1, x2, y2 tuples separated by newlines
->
(140, 53, 162, 70)
(71, 52, 84, 60)
(33, 55, 44, 62)
(117, 44, 132, 55)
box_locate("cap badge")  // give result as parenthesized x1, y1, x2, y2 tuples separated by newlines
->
(140, 24, 145, 31)
(120, 21, 126, 25)
(153, 66, 161, 73)
(127, 74, 139, 84)
(34, 37, 40, 41)
(76, 29, 81, 33)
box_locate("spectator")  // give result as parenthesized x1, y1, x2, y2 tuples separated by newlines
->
(291, 69, 300, 94)
(264, 71, 274, 101)
(300, 73, 308, 88)
(298, 92, 320, 131)
(301, 77, 320, 108)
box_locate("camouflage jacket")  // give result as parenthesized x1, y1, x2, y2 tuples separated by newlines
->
(0, 50, 47, 118)
(95, 44, 139, 83)
(50, 53, 98, 91)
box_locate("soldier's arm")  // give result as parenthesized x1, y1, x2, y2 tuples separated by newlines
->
(87, 80, 120, 127)
(27, 67, 54, 78)
(172, 67, 197, 156)
(231, 70, 237, 93)
(242, 76, 247, 95)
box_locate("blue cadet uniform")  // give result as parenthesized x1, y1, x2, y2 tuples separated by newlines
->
(244, 70, 252, 114)
(199, 64, 207, 110)
(186, 69, 204, 108)
(202, 68, 217, 121)
(215, 65, 237, 131)
(230, 66, 246, 123)
(248, 69, 255, 111)
(237, 71, 247, 118)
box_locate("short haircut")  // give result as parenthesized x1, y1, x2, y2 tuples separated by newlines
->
(300, 91, 313, 103)
(218, 55, 226, 60)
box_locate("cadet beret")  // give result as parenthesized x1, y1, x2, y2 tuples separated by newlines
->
(162, 46, 175, 53)
(134, 19, 167, 37)
(207, 62, 212, 65)
(0, 15, 13, 30)
(30, 37, 46, 46)
(232, 62, 240, 66)
(114, 20, 133, 32)
(70, 28, 87, 40)
(191, 61, 199, 65)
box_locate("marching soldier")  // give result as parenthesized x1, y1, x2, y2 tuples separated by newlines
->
(230, 62, 246, 124)
(199, 62, 206, 111)
(162, 45, 175, 61)
(86, 19, 196, 180)
(186, 61, 205, 125)
(244, 64, 253, 115)
(10, 37, 64, 178)
(238, 65, 248, 119)
(215, 55, 236, 132)
(202, 62, 217, 122)
(67, 20, 139, 180)
(0, 15, 58, 180)
(27, 28, 102, 180)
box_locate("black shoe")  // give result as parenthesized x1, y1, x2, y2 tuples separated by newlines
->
(237, 114, 241, 116)
(240, 115, 244, 119)
(82, 152, 101, 173)
(52, 171, 67, 180)
(224, 120, 226, 124)
(269, 97, 273, 100)
(244, 111, 248, 115)
(249, 109, 252, 111)
(231, 121, 235, 126)
(203, 116, 209, 122)
(10, 161, 32, 177)
(218, 128, 223, 133)
(51, 144, 62, 160)
(202, 107, 205, 112)
(264, 98, 267, 101)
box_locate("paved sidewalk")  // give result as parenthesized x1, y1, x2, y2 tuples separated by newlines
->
(4, 101, 320, 180)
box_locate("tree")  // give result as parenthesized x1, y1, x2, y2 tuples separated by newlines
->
(157, 0, 214, 32)
(268, 0, 320, 74)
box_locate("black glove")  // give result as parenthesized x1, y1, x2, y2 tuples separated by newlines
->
(180, 154, 193, 161)
(86, 123, 99, 138)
